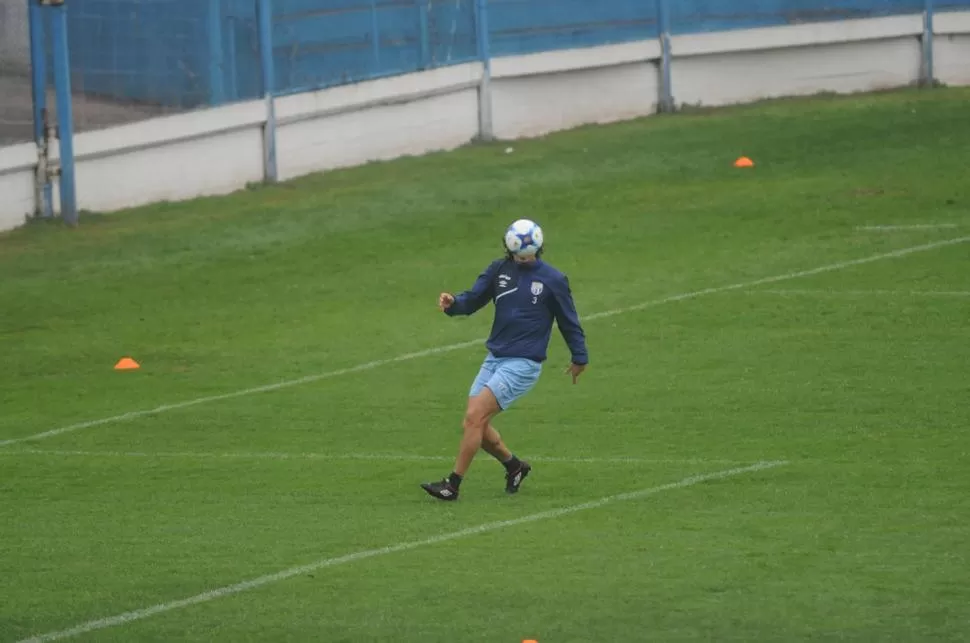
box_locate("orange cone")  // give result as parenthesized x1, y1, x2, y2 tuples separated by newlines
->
(734, 156, 755, 168)
(114, 357, 140, 370)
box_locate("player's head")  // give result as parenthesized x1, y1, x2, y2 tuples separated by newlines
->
(502, 219, 544, 263)
(509, 252, 539, 264)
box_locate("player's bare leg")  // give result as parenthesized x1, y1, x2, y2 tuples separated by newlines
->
(481, 423, 512, 461)
(454, 387, 501, 476)
(482, 423, 532, 494)
(420, 388, 500, 501)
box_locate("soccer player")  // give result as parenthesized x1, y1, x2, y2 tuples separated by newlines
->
(420, 219, 589, 501)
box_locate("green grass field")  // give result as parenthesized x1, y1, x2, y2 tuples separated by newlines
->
(2, 87, 969, 642)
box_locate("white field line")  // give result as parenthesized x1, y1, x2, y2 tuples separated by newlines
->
(855, 224, 960, 231)
(2, 235, 968, 449)
(0, 449, 745, 466)
(15, 460, 788, 643)
(0, 339, 479, 448)
(581, 236, 969, 321)
(748, 289, 970, 298)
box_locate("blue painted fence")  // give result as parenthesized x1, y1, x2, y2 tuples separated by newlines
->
(669, 0, 924, 35)
(62, 0, 478, 107)
(270, 0, 477, 96)
(65, 0, 233, 107)
(56, 0, 970, 110)
(488, 0, 659, 57)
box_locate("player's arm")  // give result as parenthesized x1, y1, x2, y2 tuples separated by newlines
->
(550, 275, 589, 379)
(441, 261, 498, 317)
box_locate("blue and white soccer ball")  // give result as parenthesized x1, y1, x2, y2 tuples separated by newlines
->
(504, 219, 544, 258)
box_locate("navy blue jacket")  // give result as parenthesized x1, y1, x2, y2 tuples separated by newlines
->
(445, 258, 589, 365)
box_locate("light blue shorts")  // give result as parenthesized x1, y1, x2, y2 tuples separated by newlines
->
(469, 352, 543, 410)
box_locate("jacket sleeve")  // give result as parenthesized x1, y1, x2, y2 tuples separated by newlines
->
(550, 274, 589, 365)
(445, 261, 499, 317)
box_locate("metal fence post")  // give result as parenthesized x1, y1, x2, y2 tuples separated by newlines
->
(29, 0, 53, 218)
(417, 1, 430, 69)
(921, 0, 935, 87)
(207, 0, 226, 105)
(257, 0, 278, 183)
(226, 14, 239, 101)
(656, 0, 674, 112)
(474, 0, 493, 141)
(47, 0, 77, 225)
(369, 0, 381, 68)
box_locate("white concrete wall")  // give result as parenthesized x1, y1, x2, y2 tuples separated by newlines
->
(0, 142, 35, 230)
(50, 100, 267, 215)
(490, 42, 661, 140)
(673, 39, 922, 108)
(2, 11, 969, 233)
(935, 12, 970, 86)
(935, 34, 970, 86)
(491, 62, 660, 140)
(671, 15, 923, 108)
(276, 63, 482, 181)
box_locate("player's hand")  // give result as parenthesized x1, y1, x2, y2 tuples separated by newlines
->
(438, 292, 455, 311)
(565, 362, 586, 384)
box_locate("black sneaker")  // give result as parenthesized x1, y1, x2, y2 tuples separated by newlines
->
(421, 479, 459, 501)
(505, 461, 532, 494)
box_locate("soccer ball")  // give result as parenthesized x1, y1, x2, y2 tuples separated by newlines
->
(504, 219, 544, 258)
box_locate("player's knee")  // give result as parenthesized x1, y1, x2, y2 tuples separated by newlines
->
(462, 402, 491, 434)
(464, 388, 499, 433)
(462, 412, 486, 434)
